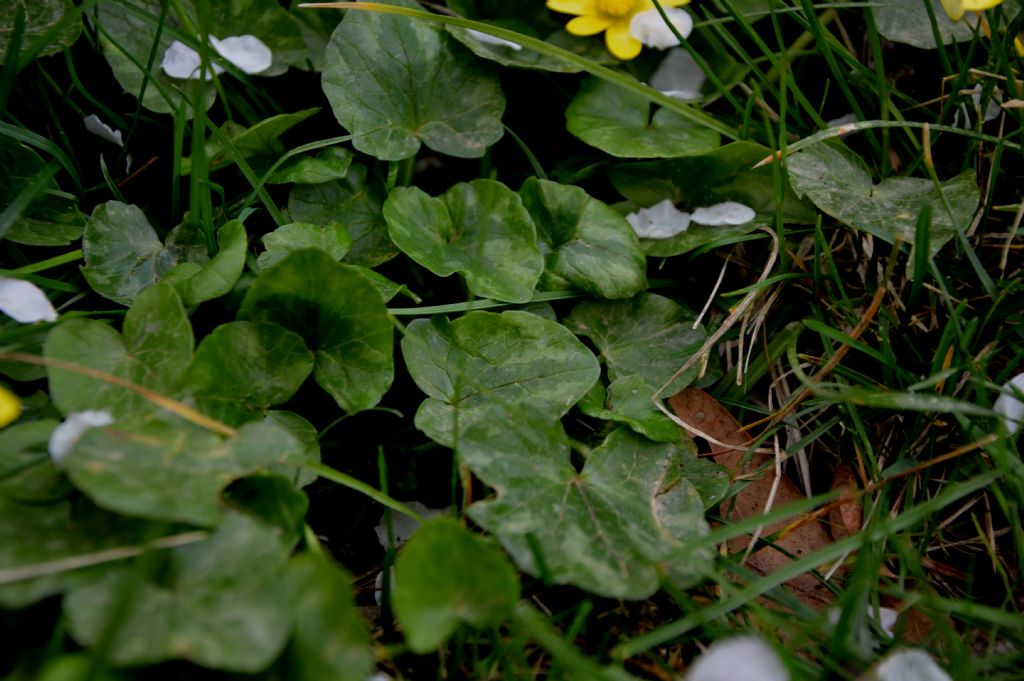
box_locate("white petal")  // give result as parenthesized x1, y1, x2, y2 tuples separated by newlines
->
(629, 7, 693, 49)
(0, 277, 58, 323)
(873, 650, 952, 681)
(83, 114, 123, 147)
(162, 40, 207, 79)
(650, 48, 705, 101)
(691, 201, 756, 226)
(684, 636, 788, 681)
(626, 199, 691, 239)
(878, 606, 899, 637)
(48, 410, 114, 467)
(994, 372, 1024, 435)
(466, 28, 523, 51)
(212, 35, 273, 75)
(374, 501, 449, 548)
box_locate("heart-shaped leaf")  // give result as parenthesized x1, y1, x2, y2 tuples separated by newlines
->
(461, 405, 711, 599)
(384, 180, 543, 304)
(268, 147, 354, 185)
(257, 221, 350, 271)
(401, 310, 599, 447)
(322, 0, 505, 160)
(169, 220, 247, 306)
(578, 375, 680, 443)
(875, 0, 986, 48)
(0, 0, 82, 61)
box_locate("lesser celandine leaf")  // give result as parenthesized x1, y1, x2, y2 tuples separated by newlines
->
(787, 142, 978, 260)
(257, 221, 350, 270)
(401, 310, 599, 447)
(65, 512, 294, 672)
(519, 178, 646, 299)
(875, 0, 985, 48)
(384, 180, 544, 304)
(0, 0, 82, 62)
(460, 405, 711, 598)
(170, 220, 247, 307)
(282, 554, 374, 681)
(181, 109, 319, 174)
(578, 375, 682, 443)
(0, 137, 84, 246)
(0, 419, 66, 502)
(392, 518, 520, 653)
(263, 411, 321, 488)
(45, 283, 193, 421)
(268, 147, 353, 185)
(322, 0, 505, 160)
(65, 419, 306, 526)
(239, 249, 394, 414)
(565, 77, 720, 158)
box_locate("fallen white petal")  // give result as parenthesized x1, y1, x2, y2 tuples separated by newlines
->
(211, 35, 273, 75)
(466, 28, 523, 51)
(374, 501, 449, 549)
(161, 40, 223, 80)
(629, 7, 693, 49)
(826, 113, 858, 128)
(691, 201, 756, 226)
(873, 649, 952, 681)
(83, 114, 123, 147)
(0, 277, 58, 323)
(49, 410, 114, 467)
(684, 636, 788, 681)
(827, 605, 900, 647)
(626, 199, 691, 239)
(994, 371, 1024, 435)
(650, 48, 705, 101)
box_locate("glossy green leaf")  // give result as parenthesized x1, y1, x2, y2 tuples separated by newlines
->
(392, 518, 520, 653)
(45, 283, 193, 420)
(257, 221, 350, 270)
(181, 109, 319, 175)
(875, 0, 984, 48)
(288, 164, 397, 267)
(321, 0, 505, 160)
(0, 496, 154, 609)
(565, 293, 707, 395)
(172, 220, 247, 306)
(608, 141, 814, 256)
(401, 310, 599, 447)
(384, 180, 543, 304)
(565, 77, 719, 158)
(175, 321, 314, 427)
(82, 201, 207, 305)
(0, 137, 84, 245)
(66, 419, 306, 526)
(263, 411, 320, 488)
(519, 178, 646, 299)
(239, 249, 394, 413)
(281, 554, 374, 681)
(268, 146, 353, 185)
(787, 142, 978, 258)
(0, 419, 68, 503)
(222, 474, 309, 543)
(461, 406, 711, 599)
(0, 0, 82, 62)
(578, 375, 680, 443)
(65, 512, 293, 672)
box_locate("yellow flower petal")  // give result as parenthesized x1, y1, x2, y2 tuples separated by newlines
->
(605, 20, 643, 59)
(1016, 34, 1024, 56)
(940, 0, 964, 20)
(961, 0, 1004, 9)
(0, 386, 21, 428)
(548, 0, 598, 16)
(567, 15, 614, 36)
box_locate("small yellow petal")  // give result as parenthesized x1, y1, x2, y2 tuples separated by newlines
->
(605, 20, 643, 59)
(0, 386, 21, 428)
(1016, 35, 1024, 56)
(940, 0, 964, 19)
(548, 0, 598, 16)
(961, 0, 1004, 9)
(567, 15, 614, 36)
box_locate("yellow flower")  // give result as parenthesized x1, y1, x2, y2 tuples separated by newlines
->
(940, 0, 1003, 22)
(0, 385, 21, 428)
(548, 0, 691, 60)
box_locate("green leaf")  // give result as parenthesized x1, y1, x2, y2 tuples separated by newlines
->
(875, 0, 986, 48)
(565, 77, 719, 158)
(447, 25, 616, 72)
(82, 201, 205, 305)
(181, 109, 319, 175)
(384, 180, 544, 304)
(288, 164, 397, 267)
(787, 142, 978, 259)
(0, 137, 84, 246)
(0, 0, 82, 62)
(65, 512, 294, 672)
(45, 283, 194, 421)
(392, 518, 520, 653)
(175, 321, 314, 427)
(520, 178, 646, 299)
(401, 310, 599, 447)
(257, 221, 350, 270)
(239, 249, 394, 414)
(268, 146, 354, 185)
(565, 293, 707, 395)
(171, 220, 247, 306)
(222, 474, 309, 543)
(0, 419, 68, 503)
(578, 376, 680, 443)
(321, 0, 505, 160)
(66, 419, 306, 526)
(263, 411, 321, 488)
(460, 406, 711, 599)
(280, 554, 374, 681)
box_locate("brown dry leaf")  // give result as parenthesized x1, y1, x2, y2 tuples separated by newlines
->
(668, 388, 835, 609)
(828, 463, 863, 541)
